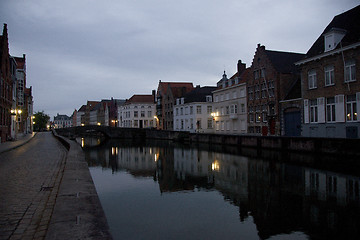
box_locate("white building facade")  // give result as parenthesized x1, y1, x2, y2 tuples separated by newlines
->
(118, 95, 156, 128)
(173, 86, 216, 133)
(212, 71, 248, 135)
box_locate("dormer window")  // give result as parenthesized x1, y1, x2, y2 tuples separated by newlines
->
(206, 96, 212, 102)
(181, 97, 184, 104)
(324, 28, 346, 52)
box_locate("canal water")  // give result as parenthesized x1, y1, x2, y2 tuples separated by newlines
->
(80, 137, 360, 240)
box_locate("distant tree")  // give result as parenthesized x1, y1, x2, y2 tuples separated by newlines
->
(33, 111, 50, 132)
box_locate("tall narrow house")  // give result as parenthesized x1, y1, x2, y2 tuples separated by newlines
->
(0, 24, 12, 142)
(247, 44, 304, 136)
(296, 5, 360, 138)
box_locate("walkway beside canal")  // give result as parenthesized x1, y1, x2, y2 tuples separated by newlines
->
(0, 132, 112, 240)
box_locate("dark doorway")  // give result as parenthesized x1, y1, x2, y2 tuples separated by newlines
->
(284, 110, 301, 136)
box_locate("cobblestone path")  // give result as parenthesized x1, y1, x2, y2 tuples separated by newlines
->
(0, 132, 67, 240)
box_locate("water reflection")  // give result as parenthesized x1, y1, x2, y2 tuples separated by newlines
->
(82, 138, 360, 240)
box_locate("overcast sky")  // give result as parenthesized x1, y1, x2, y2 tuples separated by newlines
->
(0, 0, 358, 119)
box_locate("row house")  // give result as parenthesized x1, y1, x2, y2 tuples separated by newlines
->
(174, 86, 216, 133)
(14, 54, 33, 135)
(0, 24, 33, 142)
(212, 60, 248, 135)
(247, 44, 305, 136)
(53, 113, 72, 128)
(76, 105, 86, 126)
(0, 24, 12, 142)
(297, 5, 360, 138)
(156, 81, 194, 130)
(118, 92, 156, 128)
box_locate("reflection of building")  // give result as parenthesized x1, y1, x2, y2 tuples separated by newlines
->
(303, 169, 360, 238)
(118, 92, 156, 128)
(296, 6, 360, 138)
(174, 86, 216, 133)
(212, 61, 249, 134)
(116, 147, 158, 177)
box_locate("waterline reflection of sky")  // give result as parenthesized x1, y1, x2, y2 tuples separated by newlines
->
(90, 167, 260, 240)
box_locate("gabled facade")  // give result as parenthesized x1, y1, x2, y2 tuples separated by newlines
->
(54, 113, 72, 128)
(0, 24, 12, 142)
(156, 81, 194, 130)
(118, 93, 156, 128)
(212, 60, 249, 135)
(296, 5, 360, 138)
(76, 105, 86, 126)
(247, 44, 305, 136)
(174, 86, 216, 133)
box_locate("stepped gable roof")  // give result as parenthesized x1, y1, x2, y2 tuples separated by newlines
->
(14, 56, 25, 69)
(126, 94, 154, 104)
(78, 105, 86, 112)
(306, 5, 360, 58)
(264, 50, 305, 73)
(184, 86, 217, 103)
(157, 81, 194, 95)
(24, 87, 32, 96)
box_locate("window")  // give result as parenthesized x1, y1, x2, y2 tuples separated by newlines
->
(181, 120, 184, 129)
(325, 65, 335, 86)
(308, 70, 317, 89)
(233, 91, 237, 99)
(196, 106, 201, 114)
(134, 111, 138, 118)
(255, 85, 260, 99)
(215, 95, 219, 102)
(241, 104, 245, 113)
(190, 106, 193, 114)
(226, 106, 229, 115)
(148, 111, 152, 118)
(141, 111, 145, 117)
(180, 107, 183, 115)
(230, 104, 238, 114)
(345, 59, 356, 82)
(248, 86, 253, 100)
(207, 119, 213, 129)
(206, 96, 212, 102)
(176, 108, 179, 116)
(326, 97, 336, 122)
(261, 83, 267, 98)
(346, 94, 357, 121)
(207, 106, 212, 114)
(134, 120, 138, 127)
(268, 81, 275, 97)
(310, 99, 318, 123)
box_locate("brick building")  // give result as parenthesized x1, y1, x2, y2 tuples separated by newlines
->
(0, 24, 12, 142)
(247, 44, 305, 136)
(296, 5, 360, 138)
(156, 81, 194, 130)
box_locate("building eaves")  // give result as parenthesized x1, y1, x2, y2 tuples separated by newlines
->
(264, 50, 305, 73)
(305, 5, 360, 58)
(184, 86, 217, 103)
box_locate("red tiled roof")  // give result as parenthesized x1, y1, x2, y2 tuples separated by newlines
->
(126, 95, 154, 104)
(157, 82, 194, 95)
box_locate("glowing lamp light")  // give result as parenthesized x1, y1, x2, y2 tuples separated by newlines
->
(97, 122, 101, 126)
(211, 161, 220, 171)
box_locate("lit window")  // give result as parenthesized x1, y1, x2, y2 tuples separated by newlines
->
(346, 94, 357, 121)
